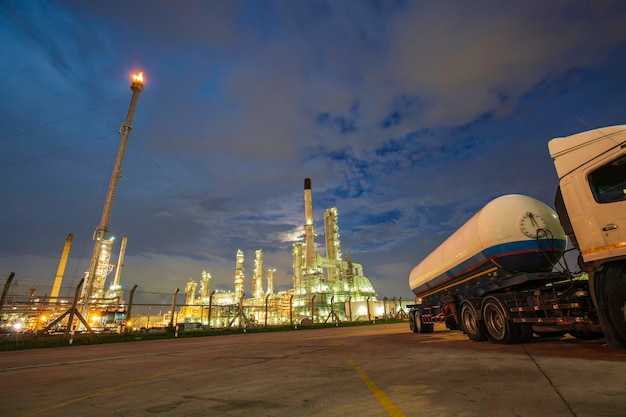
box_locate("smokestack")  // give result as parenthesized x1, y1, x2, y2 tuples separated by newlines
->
(50, 233, 73, 303)
(303, 178, 316, 268)
(112, 236, 127, 288)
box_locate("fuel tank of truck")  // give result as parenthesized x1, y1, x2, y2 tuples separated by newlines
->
(409, 194, 567, 298)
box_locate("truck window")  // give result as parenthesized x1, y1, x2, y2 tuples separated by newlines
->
(588, 154, 626, 203)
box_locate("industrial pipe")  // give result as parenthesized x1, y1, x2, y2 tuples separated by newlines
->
(208, 290, 215, 327)
(264, 293, 271, 327)
(169, 288, 179, 328)
(124, 284, 138, 332)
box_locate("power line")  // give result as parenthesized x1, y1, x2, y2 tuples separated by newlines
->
(133, 99, 261, 275)
(0, 132, 118, 171)
(0, 95, 129, 142)
(0, 179, 104, 209)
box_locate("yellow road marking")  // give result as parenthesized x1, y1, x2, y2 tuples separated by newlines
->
(333, 338, 406, 417)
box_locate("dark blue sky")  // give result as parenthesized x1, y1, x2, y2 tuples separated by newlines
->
(1, 1, 626, 302)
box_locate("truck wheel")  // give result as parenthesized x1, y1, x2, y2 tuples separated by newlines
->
(409, 311, 419, 333)
(460, 302, 486, 341)
(483, 297, 517, 344)
(519, 324, 534, 343)
(412, 311, 434, 333)
(608, 281, 626, 344)
(590, 265, 626, 348)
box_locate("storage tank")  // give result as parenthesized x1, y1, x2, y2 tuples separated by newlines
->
(409, 195, 567, 298)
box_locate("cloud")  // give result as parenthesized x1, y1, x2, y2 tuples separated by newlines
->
(2, 1, 626, 302)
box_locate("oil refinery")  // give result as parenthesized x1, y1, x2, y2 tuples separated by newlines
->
(0, 73, 406, 336)
(174, 178, 388, 328)
(0, 176, 400, 333)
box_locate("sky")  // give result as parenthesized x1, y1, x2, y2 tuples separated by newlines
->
(1, 1, 626, 306)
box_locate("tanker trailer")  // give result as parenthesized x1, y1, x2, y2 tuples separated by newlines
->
(407, 194, 602, 344)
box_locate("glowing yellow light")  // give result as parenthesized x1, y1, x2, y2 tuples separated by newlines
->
(126, 321, 132, 327)
(132, 72, 144, 83)
(40, 315, 47, 322)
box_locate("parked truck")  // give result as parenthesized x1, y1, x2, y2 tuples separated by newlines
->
(408, 125, 626, 348)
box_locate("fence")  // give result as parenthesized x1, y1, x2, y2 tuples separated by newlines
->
(0, 274, 411, 335)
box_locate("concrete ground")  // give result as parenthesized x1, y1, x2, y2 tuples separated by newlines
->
(1, 322, 625, 417)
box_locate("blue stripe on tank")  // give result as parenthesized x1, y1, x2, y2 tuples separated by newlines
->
(412, 238, 567, 295)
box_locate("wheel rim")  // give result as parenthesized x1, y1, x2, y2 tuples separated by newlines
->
(461, 305, 478, 336)
(484, 302, 506, 341)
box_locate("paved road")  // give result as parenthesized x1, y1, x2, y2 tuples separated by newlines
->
(1, 323, 625, 417)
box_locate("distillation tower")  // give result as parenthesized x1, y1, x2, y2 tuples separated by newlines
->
(253, 249, 264, 299)
(293, 178, 377, 321)
(234, 249, 245, 299)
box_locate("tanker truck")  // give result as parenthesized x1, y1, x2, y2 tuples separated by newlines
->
(407, 125, 626, 348)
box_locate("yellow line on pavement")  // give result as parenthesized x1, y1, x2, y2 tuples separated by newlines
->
(333, 338, 406, 417)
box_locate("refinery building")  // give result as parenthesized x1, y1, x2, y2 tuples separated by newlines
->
(175, 178, 386, 327)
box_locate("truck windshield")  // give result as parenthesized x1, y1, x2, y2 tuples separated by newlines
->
(589, 154, 626, 203)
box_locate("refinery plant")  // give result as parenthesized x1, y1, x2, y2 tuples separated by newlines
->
(174, 178, 386, 328)
(0, 73, 405, 336)
(0, 177, 397, 334)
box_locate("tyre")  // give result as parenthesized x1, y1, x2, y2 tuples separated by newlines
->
(608, 281, 626, 344)
(409, 311, 418, 333)
(460, 302, 486, 341)
(414, 311, 423, 333)
(412, 310, 434, 334)
(519, 324, 534, 343)
(590, 265, 626, 348)
(482, 297, 517, 344)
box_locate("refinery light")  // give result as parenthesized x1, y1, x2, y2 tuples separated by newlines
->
(132, 72, 144, 83)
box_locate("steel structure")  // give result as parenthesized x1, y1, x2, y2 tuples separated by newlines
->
(81, 73, 144, 317)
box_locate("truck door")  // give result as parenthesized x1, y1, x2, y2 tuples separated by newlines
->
(585, 153, 626, 261)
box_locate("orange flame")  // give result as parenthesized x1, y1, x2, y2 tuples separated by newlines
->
(132, 72, 144, 83)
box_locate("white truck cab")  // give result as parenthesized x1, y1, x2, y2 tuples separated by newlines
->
(549, 125, 626, 348)
(549, 125, 626, 265)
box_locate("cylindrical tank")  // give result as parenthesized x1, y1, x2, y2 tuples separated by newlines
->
(409, 195, 567, 297)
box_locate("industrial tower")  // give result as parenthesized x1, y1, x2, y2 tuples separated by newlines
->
(50, 233, 73, 303)
(80, 73, 144, 317)
(253, 249, 264, 299)
(234, 249, 245, 298)
(293, 178, 377, 320)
